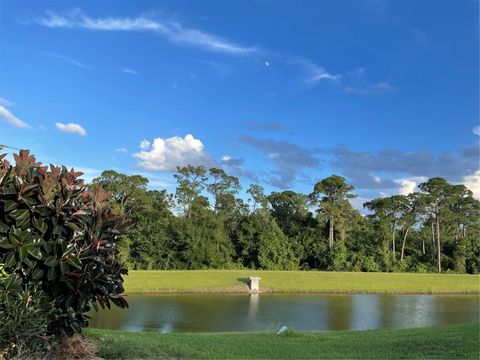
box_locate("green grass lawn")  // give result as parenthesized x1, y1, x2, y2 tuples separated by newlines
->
(124, 270, 480, 294)
(86, 323, 480, 359)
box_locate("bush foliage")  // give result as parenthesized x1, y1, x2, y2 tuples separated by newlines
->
(0, 265, 53, 358)
(0, 150, 129, 341)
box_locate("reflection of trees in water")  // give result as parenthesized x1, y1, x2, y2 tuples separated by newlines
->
(89, 299, 130, 330)
(326, 295, 353, 330)
(378, 295, 396, 328)
(90, 294, 480, 332)
(174, 294, 251, 332)
(434, 295, 480, 326)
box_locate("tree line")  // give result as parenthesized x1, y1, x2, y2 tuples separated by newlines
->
(91, 166, 480, 273)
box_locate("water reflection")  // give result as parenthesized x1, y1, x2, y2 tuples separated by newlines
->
(89, 293, 479, 333)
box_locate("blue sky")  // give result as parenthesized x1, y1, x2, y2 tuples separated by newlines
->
(0, 0, 479, 204)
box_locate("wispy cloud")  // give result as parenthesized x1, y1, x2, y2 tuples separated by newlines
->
(473, 126, 480, 136)
(291, 58, 340, 87)
(0, 98, 15, 107)
(115, 147, 128, 153)
(0, 99, 29, 128)
(121, 68, 138, 75)
(408, 26, 429, 48)
(41, 51, 137, 75)
(345, 81, 394, 94)
(0, 106, 29, 128)
(35, 9, 257, 56)
(32, 9, 386, 91)
(43, 52, 92, 69)
(56, 122, 87, 136)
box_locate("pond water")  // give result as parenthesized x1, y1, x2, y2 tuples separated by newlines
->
(89, 293, 479, 333)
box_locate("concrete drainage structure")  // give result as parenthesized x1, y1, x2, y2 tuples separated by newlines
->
(248, 276, 261, 292)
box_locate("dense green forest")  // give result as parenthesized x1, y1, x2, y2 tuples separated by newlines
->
(92, 166, 480, 274)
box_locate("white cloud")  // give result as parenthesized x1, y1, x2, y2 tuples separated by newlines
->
(55, 122, 87, 136)
(394, 177, 427, 196)
(134, 134, 212, 171)
(140, 140, 150, 150)
(122, 68, 137, 75)
(0, 98, 15, 107)
(395, 179, 417, 195)
(35, 9, 256, 55)
(0, 105, 29, 128)
(462, 171, 480, 199)
(473, 126, 480, 136)
(32, 10, 347, 91)
(345, 82, 394, 94)
(299, 59, 340, 86)
(115, 147, 128, 153)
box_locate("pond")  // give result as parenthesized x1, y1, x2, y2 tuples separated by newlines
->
(89, 293, 479, 333)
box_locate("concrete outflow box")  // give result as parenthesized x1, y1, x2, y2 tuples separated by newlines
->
(248, 276, 261, 292)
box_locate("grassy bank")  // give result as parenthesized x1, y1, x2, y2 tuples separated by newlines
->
(86, 323, 479, 359)
(123, 270, 480, 294)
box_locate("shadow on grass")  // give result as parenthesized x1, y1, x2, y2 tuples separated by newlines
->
(237, 277, 249, 285)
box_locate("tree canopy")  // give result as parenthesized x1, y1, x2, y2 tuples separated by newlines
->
(92, 167, 480, 274)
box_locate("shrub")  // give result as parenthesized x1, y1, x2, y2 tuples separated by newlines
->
(0, 266, 54, 358)
(0, 150, 129, 342)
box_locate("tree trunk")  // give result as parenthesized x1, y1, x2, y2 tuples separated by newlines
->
(328, 217, 334, 249)
(431, 221, 436, 260)
(436, 214, 441, 273)
(392, 219, 396, 259)
(422, 238, 425, 255)
(400, 226, 410, 261)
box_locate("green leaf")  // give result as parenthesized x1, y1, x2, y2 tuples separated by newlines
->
(19, 245, 29, 261)
(23, 256, 36, 268)
(34, 206, 51, 217)
(10, 209, 30, 228)
(59, 261, 69, 274)
(27, 247, 42, 260)
(32, 216, 48, 234)
(3, 200, 18, 212)
(8, 232, 21, 246)
(47, 266, 57, 281)
(62, 244, 76, 258)
(0, 236, 15, 249)
(66, 256, 82, 270)
(65, 221, 81, 232)
(45, 256, 58, 267)
(32, 268, 44, 280)
(4, 252, 16, 268)
(42, 241, 53, 253)
(0, 222, 9, 234)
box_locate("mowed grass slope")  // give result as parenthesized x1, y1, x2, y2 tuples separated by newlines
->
(86, 323, 480, 359)
(124, 270, 480, 294)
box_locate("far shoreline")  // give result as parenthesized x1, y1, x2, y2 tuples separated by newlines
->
(122, 270, 480, 295)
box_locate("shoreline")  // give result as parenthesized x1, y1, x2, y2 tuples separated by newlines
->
(124, 283, 480, 295)
(125, 289, 480, 295)
(123, 270, 480, 295)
